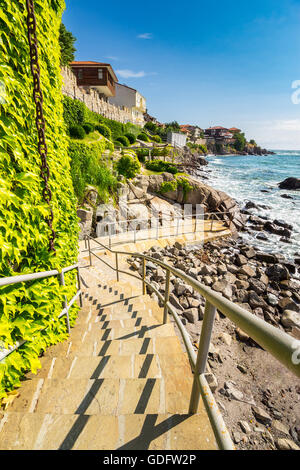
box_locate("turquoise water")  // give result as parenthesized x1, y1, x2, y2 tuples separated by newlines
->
(206, 151, 300, 259)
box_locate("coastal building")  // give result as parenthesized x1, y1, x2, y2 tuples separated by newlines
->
(109, 83, 146, 113)
(180, 125, 203, 140)
(205, 126, 230, 138)
(70, 61, 118, 98)
(167, 131, 187, 148)
(229, 127, 241, 134)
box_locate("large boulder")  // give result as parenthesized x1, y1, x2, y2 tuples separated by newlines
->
(278, 177, 300, 190)
(134, 173, 244, 233)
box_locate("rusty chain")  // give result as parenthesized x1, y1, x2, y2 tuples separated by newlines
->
(25, 0, 56, 252)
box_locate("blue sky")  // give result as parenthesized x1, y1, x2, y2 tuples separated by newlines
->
(63, 0, 300, 149)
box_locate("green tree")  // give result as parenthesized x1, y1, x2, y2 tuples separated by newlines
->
(59, 23, 76, 66)
(233, 132, 246, 151)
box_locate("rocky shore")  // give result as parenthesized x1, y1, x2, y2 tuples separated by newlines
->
(129, 236, 300, 450)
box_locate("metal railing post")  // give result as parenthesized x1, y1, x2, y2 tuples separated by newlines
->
(59, 271, 71, 334)
(87, 237, 92, 267)
(142, 258, 146, 295)
(189, 300, 216, 414)
(115, 252, 119, 282)
(77, 266, 83, 307)
(163, 269, 171, 324)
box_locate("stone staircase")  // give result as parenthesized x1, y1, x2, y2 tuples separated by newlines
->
(0, 265, 217, 450)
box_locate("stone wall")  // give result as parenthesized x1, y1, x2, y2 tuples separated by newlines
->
(61, 67, 145, 127)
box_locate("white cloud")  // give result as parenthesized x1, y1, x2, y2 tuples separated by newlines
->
(137, 33, 153, 39)
(116, 69, 146, 78)
(244, 119, 300, 150)
(105, 56, 119, 61)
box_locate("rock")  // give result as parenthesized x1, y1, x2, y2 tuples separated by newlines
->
(256, 252, 277, 264)
(266, 264, 290, 282)
(218, 332, 232, 346)
(241, 247, 256, 259)
(237, 364, 247, 374)
(169, 294, 184, 311)
(239, 421, 252, 434)
(278, 177, 300, 190)
(199, 265, 217, 276)
(232, 431, 242, 444)
(183, 308, 199, 324)
(235, 279, 250, 290)
(249, 291, 266, 309)
(252, 406, 272, 425)
(272, 420, 290, 435)
(205, 372, 218, 393)
(281, 310, 300, 329)
(235, 328, 250, 342)
(267, 293, 279, 306)
(217, 263, 227, 275)
(279, 298, 299, 312)
(235, 289, 249, 303)
(256, 233, 268, 241)
(249, 279, 266, 295)
(225, 385, 244, 401)
(188, 297, 201, 308)
(264, 221, 291, 238)
(202, 275, 213, 286)
(281, 194, 294, 200)
(239, 265, 256, 277)
(235, 254, 248, 266)
(274, 219, 293, 230)
(212, 280, 232, 299)
(276, 438, 300, 450)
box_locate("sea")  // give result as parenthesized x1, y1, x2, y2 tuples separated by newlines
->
(205, 151, 300, 261)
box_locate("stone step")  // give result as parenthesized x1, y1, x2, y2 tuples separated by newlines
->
(85, 324, 176, 342)
(0, 411, 217, 450)
(26, 353, 191, 381)
(71, 316, 161, 339)
(7, 377, 196, 416)
(43, 336, 184, 358)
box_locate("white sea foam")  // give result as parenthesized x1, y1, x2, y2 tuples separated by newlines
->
(205, 152, 300, 260)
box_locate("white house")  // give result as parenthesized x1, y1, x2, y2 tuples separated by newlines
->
(108, 83, 146, 125)
(167, 132, 187, 148)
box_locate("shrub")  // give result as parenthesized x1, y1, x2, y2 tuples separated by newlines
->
(116, 136, 130, 147)
(114, 140, 124, 148)
(125, 133, 136, 144)
(145, 160, 178, 174)
(137, 133, 150, 142)
(160, 180, 178, 194)
(69, 141, 117, 202)
(151, 135, 162, 143)
(69, 124, 86, 139)
(144, 121, 157, 132)
(82, 122, 95, 134)
(63, 96, 85, 128)
(95, 123, 112, 141)
(177, 177, 193, 201)
(115, 154, 141, 179)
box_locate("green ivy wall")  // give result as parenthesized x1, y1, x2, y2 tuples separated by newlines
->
(0, 0, 79, 399)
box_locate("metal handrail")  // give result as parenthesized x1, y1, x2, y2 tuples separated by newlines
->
(0, 263, 83, 362)
(85, 235, 300, 449)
